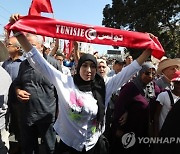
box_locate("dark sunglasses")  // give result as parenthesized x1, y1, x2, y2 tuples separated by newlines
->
(173, 81, 180, 84)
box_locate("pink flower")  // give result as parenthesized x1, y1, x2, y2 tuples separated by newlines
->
(70, 91, 84, 107)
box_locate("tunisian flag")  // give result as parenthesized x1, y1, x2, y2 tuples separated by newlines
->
(28, 0, 53, 16)
(63, 40, 74, 59)
(5, 15, 165, 59)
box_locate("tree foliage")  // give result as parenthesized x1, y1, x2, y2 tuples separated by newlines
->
(102, 0, 180, 58)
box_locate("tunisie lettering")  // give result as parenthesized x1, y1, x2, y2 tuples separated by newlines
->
(56, 25, 85, 37)
(56, 24, 123, 42)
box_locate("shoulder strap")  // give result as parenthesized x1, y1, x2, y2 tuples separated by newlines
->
(167, 90, 174, 106)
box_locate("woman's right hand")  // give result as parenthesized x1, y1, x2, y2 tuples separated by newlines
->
(9, 13, 20, 24)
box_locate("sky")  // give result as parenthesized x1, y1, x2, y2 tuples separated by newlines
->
(0, 0, 120, 55)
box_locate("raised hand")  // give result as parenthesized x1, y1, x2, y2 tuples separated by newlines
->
(9, 13, 20, 24)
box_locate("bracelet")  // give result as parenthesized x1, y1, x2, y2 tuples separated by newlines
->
(13, 32, 23, 37)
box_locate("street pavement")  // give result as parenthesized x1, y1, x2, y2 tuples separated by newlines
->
(8, 135, 60, 154)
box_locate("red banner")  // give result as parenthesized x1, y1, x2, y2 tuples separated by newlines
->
(5, 15, 165, 59)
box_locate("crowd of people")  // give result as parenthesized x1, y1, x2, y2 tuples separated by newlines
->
(0, 14, 179, 154)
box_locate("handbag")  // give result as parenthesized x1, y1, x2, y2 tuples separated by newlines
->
(94, 134, 110, 154)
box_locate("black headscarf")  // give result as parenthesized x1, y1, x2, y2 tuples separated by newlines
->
(73, 54, 105, 126)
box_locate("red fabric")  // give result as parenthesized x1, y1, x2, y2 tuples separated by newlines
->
(63, 40, 74, 59)
(63, 40, 67, 55)
(5, 15, 165, 59)
(67, 40, 74, 59)
(28, 0, 53, 16)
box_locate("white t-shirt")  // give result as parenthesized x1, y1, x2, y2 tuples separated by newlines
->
(156, 91, 180, 130)
(26, 47, 141, 151)
(61, 65, 71, 75)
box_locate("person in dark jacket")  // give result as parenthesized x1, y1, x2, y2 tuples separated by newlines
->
(14, 33, 62, 154)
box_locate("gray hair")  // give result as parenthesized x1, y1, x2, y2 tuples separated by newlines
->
(25, 33, 44, 45)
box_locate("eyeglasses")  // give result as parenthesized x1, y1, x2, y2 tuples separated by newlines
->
(144, 71, 156, 77)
